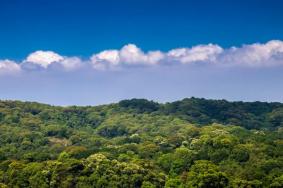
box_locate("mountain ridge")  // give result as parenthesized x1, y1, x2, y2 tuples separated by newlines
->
(4, 97, 283, 130)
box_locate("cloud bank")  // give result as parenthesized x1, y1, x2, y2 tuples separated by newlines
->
(1, 40, 283, 74)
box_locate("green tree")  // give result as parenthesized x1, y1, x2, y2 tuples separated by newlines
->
(185, 160, 229, 188)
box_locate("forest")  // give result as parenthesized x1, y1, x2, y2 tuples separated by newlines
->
(0, 98, 282, 187)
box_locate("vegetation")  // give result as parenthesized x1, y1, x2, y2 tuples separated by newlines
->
(0, 98, 282, 187)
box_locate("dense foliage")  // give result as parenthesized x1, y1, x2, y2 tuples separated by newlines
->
(0, 98, 282, 187)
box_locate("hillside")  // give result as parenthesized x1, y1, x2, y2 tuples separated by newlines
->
(0, 98, 282, 187)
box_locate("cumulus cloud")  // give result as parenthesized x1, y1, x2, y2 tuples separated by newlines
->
(217, 40, 283, 67)
(1, 40, 283, 74)
(25, 50, 64, 68)
(0, 60, 21, 74)
(91, 50, 120, 70)
(56, 57, 83, 71)
(93, 50, 120, 65)
(89, 40, 283, 68)
(23, 50, 83, 71)
(167, 44, 223, 64)
(90, 44, 165, 69)
(119, 44, 147, 64)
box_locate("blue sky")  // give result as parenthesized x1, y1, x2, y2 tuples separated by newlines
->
(0, 0, 283, 105)
(1, 0, 283, 59)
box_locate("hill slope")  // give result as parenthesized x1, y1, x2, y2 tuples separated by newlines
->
(0, 98, 282, 187)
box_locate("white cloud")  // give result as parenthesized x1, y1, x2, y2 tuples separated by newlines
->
(168, 44, 223, 64)
(23, 50, 84, 71)
(119, 44, 147, 64)
(119, 44, 165, 65)
(2, 40, 283, 74)
(147, 51, 165, 65)
(0, 60, 21, 74)
(57, 57, 83, 71)
(90, 50, 120, 70)
(89, 43, 225, 68)
(93, 50, 120, 65)
(25, 50, 64, 68)
(217, 40, 283, 67)
(90, 44, 165, 69)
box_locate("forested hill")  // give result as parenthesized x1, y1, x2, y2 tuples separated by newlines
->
(119, 98, 283, 130)
(1, 97, 283, 130)
(0, 98, 283, 187)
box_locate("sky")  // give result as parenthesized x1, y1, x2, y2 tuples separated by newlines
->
(0, 0, 283, 105)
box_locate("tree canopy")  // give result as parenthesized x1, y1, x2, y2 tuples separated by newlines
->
(0, 98, 282, 187)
